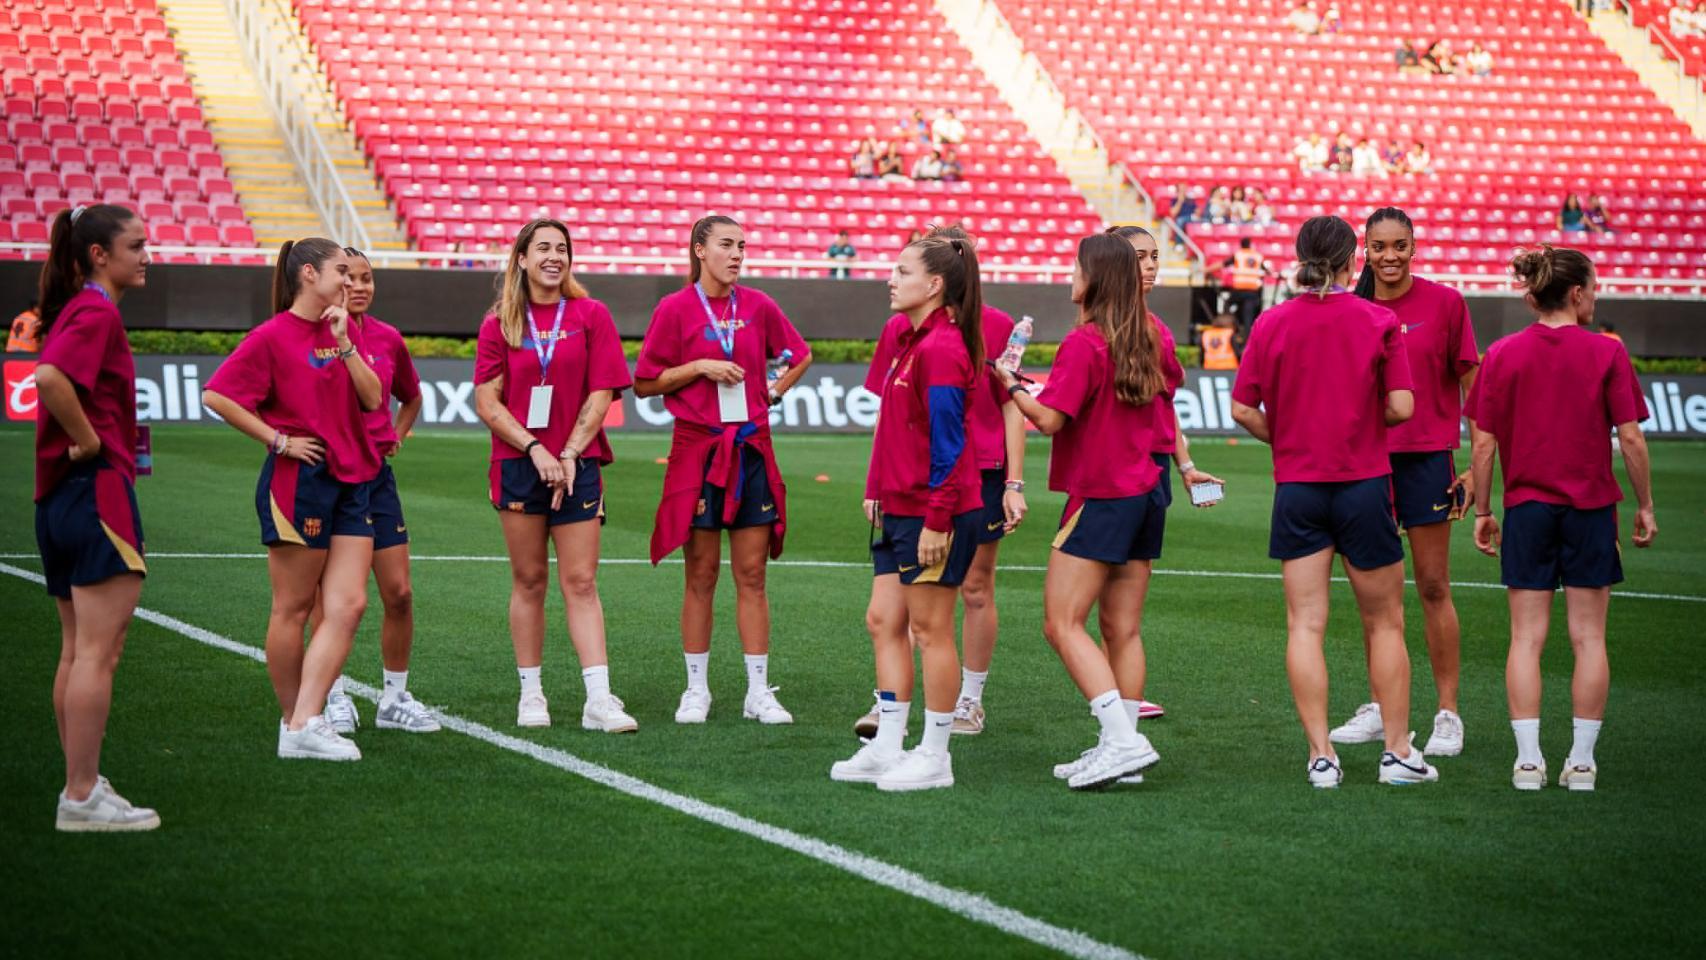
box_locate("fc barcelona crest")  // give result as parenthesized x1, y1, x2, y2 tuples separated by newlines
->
(302, 517, 323, 538)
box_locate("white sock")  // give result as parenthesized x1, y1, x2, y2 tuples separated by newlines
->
(685, 652, 710, 691)
(958, 668, 988, 703)
(582, 664, 610, 702)
(381, 669, 408, 700)
(518, 665, 542, 695)
(1122, 698, 1142, 726)
(921, 709, 954, 754)
(330, 676, 347, 697)
(1091, 689, 1139, 747)
(875, 694, 910, 753)
(744, 653, 769, 693)
(1568, 717, 1602, 768)
(1511, 717, 1542, 766)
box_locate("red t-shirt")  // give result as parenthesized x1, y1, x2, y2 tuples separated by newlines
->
(1036, 323, 1164, 499)
(1464, 322, 1649, 510)
(1231, 292, 1414, 484)
(634, 284, 810, 428)
(866, 308, 982, 530)
(205, 311, 381, 484)
(355, 314, 421, 451)
(35, 288, 136, 501)
(1378, 277, 1479, 452)
(1149, 312, 1184, 455)
(473, 298, 630, 465)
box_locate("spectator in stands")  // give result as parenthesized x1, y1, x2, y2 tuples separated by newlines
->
(7, 300, 40, 353)
(1168, 183, 1200, 225)
(1205, 186, 1232, 223)
(912, 148, 945, 181)
(1322, 4, 1343, 33)
(1251, 188, 1276, 226)
(876, 141, 907, 181)
(1670, 2, 1704, 38)
(1586, 194, 1614, 234)
(900, 109, 931, 148)
(940, 147, 964, 181)
(1331, 132, 1355, 173)
(931, 108, 966, 146)
(1294, 132, 1330, 173)
(1423, 40, 1459, 75)
(1230, 186, 1254, 224)
(1382, 139, 1407, 173)
(1352, 137, 1388, 176)
(1395, 39, 1425, 74)
(1404, 141, 1434, 175)
(850, 139, 877, 179)
(1466, 42, 1494, 76)
(1557, 193, 1593, 234)
(827, 230, 858, 279)
(1288, 1, 1322, 35)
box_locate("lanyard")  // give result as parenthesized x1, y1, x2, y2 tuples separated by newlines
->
(83, 282, 113, 304)
(526, 298, 567, 383)
(693, 282, 738, 359)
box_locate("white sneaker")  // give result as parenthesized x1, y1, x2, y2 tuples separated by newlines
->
(1560, 761, 1597, 792)
(1052, 738, 1104, 780)
(950, 696, 985, 735)
(1423, 709, 1464, 756)
(830, 742, 904, 783)
(1512, 761, 1547, 791)
(675, 687, 712, 724)
(278, 716, 362, 761)
(1329, 702, 1384, 744)
(376, 691, 440, 733)
(517, 690, 551, 728)
(1067, 736, 1161, 791)
(743, 685, 794, 724)
(324, 688, 360, 734)
(876, 745, 954, 792)
(582, 694, 639, 733)
(1309, 755, 1344, 789)
(1378, 734, 1439, 785)
(55, 777, 160, 833)
(1136, 700, 1166, 720)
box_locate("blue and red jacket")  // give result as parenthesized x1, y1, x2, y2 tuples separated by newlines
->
(865, 307, 982, 531)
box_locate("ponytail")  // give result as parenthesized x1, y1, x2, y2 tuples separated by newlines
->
(1293, 215, 1358, 299)
(1077, 232, 1163, 406)
(270, 237, 343, 315)
(1511, 245, 1594, 312)
(1355, 206, 1415, 300)
(37, 203, 137, 337)
(910, 234, 984, 370)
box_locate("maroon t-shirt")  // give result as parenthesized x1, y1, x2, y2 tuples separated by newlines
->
(35, 288, 136, 501)
(473, 298, 631, 464)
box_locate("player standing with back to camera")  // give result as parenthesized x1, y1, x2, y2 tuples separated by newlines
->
(1230, 215, 1438, 789)
(636, 215, 813, 726)
(832, 235, 986, 791)
(1466, 246, 1656, 792)
(34, 204, 158, 830)
(1330, 207, 1480, 757)
(203, 239, 382, 762)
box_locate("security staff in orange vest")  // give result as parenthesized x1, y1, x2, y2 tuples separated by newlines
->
(1220, 238, 1270, 335)
(1201, 314, 1240, 370)
(7, 301, 41, 353)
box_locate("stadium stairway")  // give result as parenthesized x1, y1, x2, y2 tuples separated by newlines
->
(1576, 1, 1706, 139)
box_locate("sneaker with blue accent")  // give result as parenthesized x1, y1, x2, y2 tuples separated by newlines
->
(1378, 734, 1439, 785)
(1309, 755, 1344, 789)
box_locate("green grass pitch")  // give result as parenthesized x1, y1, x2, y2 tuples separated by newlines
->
(3, 425, 1703, 959)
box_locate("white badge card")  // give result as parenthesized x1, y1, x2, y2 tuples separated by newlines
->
(526, 385, 554, 429)
(1189, 481, 1224, 507)
(717, 380, 749, 423)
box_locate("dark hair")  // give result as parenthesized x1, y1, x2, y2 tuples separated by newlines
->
(343, 246, 368, 261)
(38, 203, 138, 337)
(271, 237, 344, 315)
(1239, 237, 1253, 249)
(907, 234, 984, 370)
(1293, 215, 1358, 298)
(687, 215, 741, 285)
(1077, 233, 1163, 406)
(1106, 225, 1155, 243)
(1511, 245, 1594, 313)
(1354, 206, 1415, 298)
(1562, 193, 1582, 211)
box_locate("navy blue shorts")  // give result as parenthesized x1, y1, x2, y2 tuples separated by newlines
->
(490, 457, 604, 526)
(871, 510, 980, 587)
(692, 444, 778, 530)
(1269, 477, 1404, 570)
(1390, 450, 1459, 530)
(366, 462, 409, 550)
(1152, 452, 1174, 509)
(35, 459, 147, 599)
(976, 468, 1008, 544)
(258, 455, 372, 549)
(1054, 491, 1165, 564)
(1500, 501, 1623, 590)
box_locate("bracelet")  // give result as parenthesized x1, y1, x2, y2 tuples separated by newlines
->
(1007, 382, 1027, 397)
(561, 446, 579, 461)
(1178, 460, 1196, 475)
(272, 432, 288, 455)
(523, 439, 541, 456)
(337, 343, 357, 360)
(1004, 480, 1025, 492)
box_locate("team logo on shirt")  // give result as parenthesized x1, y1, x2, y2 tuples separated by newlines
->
(701, 320, 748, 341)
(521, 329, 583, 351)
(1401, 321, 1424, 334)
(307, 347, 341, 369)
(302, 517, 323, 538)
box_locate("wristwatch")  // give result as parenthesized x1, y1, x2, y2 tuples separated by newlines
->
(1004, 480, 1025, 492)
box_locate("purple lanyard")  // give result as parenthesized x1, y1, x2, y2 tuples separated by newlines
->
(526, 298, 567, 384)
(694, 282, 739, 359)
(83, 282, 113, 304)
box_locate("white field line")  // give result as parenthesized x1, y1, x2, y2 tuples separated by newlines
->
(0, 559, 1143, 960)
(1, 552, 1701, 604)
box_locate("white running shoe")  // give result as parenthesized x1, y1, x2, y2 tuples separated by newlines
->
(743, 685, 794, 724)
(1378, 734, 1439, 785)
(950, 696, 985, 735)
(830, 742, 904, 783)
(1512, 761, 1547, 791)
(1068, 736, 1161, 791)
(876, 746, 954, 792)
(1423, 709, 1464, 756)
(517, 690, 551, 728)
(1136, 700, 1166, 720)
(376, 691, 440, 733)
(675, 687, 712, 724)
(1052, 738, 1104, 780)
(278, 716, 362, 761)
(1329, 702, 1384, 744)
(55, 777, 160, 833)
(1560, 762, 1597, 792)
(324, 688, 360, 734)
(1308, 755, 1344, 789)
(582, 694, 639, 734)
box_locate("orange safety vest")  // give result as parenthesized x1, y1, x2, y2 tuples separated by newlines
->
(1202, 328, 1239, 370)
(7, 309, 40, 353)
(1230, 250, 1265, 291)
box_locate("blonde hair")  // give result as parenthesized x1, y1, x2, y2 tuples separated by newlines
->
(494, 218, 588, 349)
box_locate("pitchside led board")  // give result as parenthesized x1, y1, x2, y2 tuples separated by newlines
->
(8, 355, 1706, 439)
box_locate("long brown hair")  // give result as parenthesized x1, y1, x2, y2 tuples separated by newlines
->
(271, 237, 344, 315)
(1511, 245, 1594, 312)
(38, 204, 137, 337)
(686, 215, 741, 286)
(495, 218, 589, 349)
(1293, 215, 1358, 299)
(1077, 232, 1163, 406)
(908, 235, 984, 370)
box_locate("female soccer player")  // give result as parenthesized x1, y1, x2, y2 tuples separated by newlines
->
(203, 239, 382, 762)
(830, 235, 983, 792)
(473, 219, 635, 733)
(35, 204, 158, 830)
(635, 216, 813, 726)
(316, 248, 438, 735)
(1228, 215, 1436, 788)
(994, 233, 1171, 790)
(1331, 208, 1479, 756)
(1466, 246, 1655, 792)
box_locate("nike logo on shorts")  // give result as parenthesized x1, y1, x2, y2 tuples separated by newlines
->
(582, 500, 599, 510)
(898, 564, 917, 573)
(986, 521, 1003, 531)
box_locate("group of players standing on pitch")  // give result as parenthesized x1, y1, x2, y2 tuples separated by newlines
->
(31, 200, 1658, 830)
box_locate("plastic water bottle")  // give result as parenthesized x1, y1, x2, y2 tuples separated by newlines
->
(767, 349, 794, 401)
(997, 315, 1033, 372)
